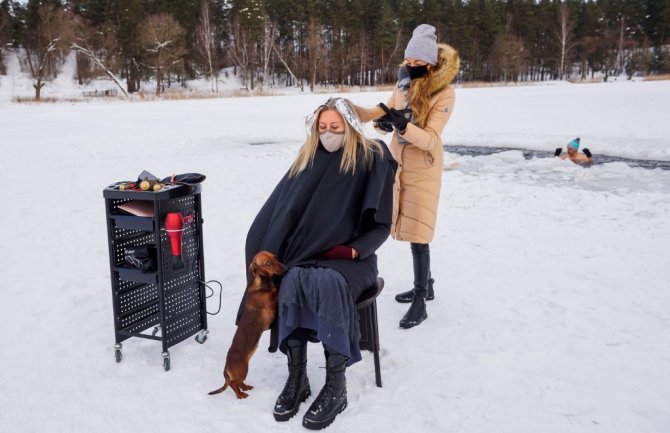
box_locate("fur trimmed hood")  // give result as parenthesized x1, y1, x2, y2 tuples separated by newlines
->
(402, 43, 460, 94)
(432, 43, 460, 91)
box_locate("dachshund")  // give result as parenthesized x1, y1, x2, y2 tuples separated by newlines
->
(209, 250, 286, 399)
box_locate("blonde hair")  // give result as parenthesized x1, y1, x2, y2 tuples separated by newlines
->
(403, 43, 457, 128)
(289, 98, 383, 177)
(406, 68, 436, 129)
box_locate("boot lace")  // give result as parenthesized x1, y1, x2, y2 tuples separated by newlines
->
(279, 371, 298, 400)
(311, 376, 334, 411)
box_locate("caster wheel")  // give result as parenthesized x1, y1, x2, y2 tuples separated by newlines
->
(162, 352, 170, 371)
(195, 330, 208, 344)
(115, 350, 122, 363)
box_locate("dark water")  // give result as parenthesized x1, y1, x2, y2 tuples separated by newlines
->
(443, 145, 670, 170)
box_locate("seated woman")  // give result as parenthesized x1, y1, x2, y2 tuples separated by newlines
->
(243, 97, 396, 430)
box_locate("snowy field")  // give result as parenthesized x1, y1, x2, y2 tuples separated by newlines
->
(0, 78, 669, 433)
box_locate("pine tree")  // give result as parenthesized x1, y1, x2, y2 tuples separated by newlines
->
(106, 0, 146, 93)
(225, 0, 267, 89)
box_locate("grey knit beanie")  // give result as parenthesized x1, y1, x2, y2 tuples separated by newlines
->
(404, 24, 438, 65)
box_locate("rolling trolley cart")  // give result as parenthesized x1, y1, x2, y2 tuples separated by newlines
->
(103, 182, 208, 371)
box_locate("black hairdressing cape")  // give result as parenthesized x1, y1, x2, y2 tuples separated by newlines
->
(239, 140, 397, 352)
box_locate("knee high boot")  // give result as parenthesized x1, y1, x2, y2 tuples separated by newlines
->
(395, 243, 434, 303)
(302, 345, 347, 430)
(273, 336, 311, 421)
(399, 242, 430, 328)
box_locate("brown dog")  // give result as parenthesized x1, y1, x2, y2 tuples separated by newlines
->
(209, 251, 285, 399)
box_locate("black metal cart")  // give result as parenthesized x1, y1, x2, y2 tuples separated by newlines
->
(103, 182, 208, 371)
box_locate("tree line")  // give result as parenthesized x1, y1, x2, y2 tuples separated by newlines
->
(1, 0, 669, 99)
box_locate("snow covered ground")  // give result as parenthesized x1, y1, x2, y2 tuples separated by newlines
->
(0, 76, 669, 433)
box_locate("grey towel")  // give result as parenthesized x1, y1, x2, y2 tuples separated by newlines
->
(278, 266, 361, 365)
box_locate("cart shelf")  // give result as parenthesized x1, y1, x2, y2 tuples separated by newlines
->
(110, 214, 155, 232)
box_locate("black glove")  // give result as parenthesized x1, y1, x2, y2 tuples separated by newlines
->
(583, 148, 592, 158)
(379, 103, 409, 132)
(373, 117, 394, 133)
(554, 147, 562, 157)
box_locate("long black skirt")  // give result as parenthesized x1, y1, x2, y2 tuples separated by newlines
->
(277, 266, 362, 366)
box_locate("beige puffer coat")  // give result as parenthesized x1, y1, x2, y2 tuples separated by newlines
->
(357, 43, 460, 244)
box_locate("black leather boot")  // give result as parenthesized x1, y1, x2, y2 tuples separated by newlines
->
(399, 295, 427, 328)
(273, 338, 311, 421)
(399, 243, 429, 328)
(302, 347, 347, 430)
(395, 243, 434, 303)
(394, 277, 434, 303)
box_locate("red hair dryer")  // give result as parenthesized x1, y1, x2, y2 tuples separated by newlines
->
(165, 212, 185, 269)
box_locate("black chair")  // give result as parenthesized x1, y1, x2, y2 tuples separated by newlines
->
(357, 277, 384, 387)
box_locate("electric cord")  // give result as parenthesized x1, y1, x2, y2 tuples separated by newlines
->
(188, 219, 223, 316)
(202, 279, 223, 315)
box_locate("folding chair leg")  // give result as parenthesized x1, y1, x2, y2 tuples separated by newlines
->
(370, 301, 382, 387)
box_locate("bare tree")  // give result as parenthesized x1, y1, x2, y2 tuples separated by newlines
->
(259, 16, 277, 92)
(306, 17, 325, 92)
(626, 45, 651, 79)
(492, 34, 528, 82)
(139, 13, 186, 95)
(195, 0, 218, 93)
(72, 44, 128, 96)
(228, 16, 252, 90)
(358, 32, 367, 88)
(555, 1, 577, 80)
(24, 3, 73, 100)
(69, 16, 127, 96)
(492, 13, 529, 82)
(383, 29, 404, 83)
(273, 44, 303, 91)
(616, 14, 629, 76)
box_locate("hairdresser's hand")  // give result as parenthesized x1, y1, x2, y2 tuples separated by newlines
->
(373, 117, 394, 133)
(378, 103, 409, 133)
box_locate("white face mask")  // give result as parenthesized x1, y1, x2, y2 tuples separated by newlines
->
(320, 131, 345, 152)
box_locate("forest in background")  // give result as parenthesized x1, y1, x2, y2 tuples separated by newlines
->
(1, 0, 669, 99)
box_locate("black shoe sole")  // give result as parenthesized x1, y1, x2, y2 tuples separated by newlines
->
(302, 400, 347, 430)
(395, 294, 435, 303)
(399, 314, 427, 329)
(273, 389, 311, 422)
(395, 279, 435, 303)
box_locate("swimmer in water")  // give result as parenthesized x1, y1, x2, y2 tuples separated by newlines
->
(555, 137, 593, 165)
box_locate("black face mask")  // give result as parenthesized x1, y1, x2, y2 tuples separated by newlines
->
(408, 64, 430, 80)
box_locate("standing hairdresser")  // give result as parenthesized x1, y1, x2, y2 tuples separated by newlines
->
(357, 24, 460, 329)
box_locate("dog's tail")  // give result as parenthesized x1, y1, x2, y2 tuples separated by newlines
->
(208, 382, 228, 395)
(208, 371, 230, 395)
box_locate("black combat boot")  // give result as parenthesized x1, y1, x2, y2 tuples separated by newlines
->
(273, 337, 311, 421)
(302, 347, 347, 430)
(399, 243, 430, 328)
